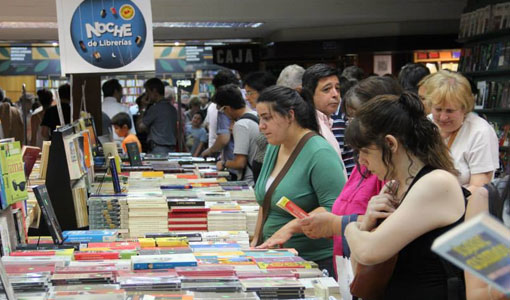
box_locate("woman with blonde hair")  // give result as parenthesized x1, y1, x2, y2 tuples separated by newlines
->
(420, 70, 499, 193)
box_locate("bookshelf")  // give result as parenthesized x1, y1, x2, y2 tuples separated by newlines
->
(414, 49, 461, 72)
(101, 75, 147, 105)
(35, 75, 68, 97)
(458, 0, 510, 174)
(44, 118, 94, 231)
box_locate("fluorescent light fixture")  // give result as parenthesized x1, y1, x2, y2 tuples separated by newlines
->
(0, 22, 58, 29)
(0, 21, 263, 29)
(153, 22, 264, 28)
(52, 42, 59, 47)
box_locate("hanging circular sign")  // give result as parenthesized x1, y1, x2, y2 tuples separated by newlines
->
(70, 0, 147, 69)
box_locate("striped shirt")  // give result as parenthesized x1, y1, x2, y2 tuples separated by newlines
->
(331, 111, 355, 177)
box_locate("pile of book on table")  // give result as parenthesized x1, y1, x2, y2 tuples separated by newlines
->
(0, 230, 341, 299)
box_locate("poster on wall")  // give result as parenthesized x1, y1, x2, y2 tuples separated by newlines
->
(56, 0, 155, 75)
(373, 55, 392, 76)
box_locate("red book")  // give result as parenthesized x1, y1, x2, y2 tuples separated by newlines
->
(10, 250, 56, 256)
(168, 227, 208, 231)
(170, 207, 210, 213)
(22, 146, 40, 178)
(87, 242, 139, 250)
(168, 220, 207, 225)
(168, 212, 208, 218)
(74, 251, 120, 260)
(5, 265, 55, 274)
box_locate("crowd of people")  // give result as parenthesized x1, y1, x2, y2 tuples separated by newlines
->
(0, 62, 508, 299)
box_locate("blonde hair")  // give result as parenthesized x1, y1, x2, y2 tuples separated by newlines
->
(419, 70, 474, 113)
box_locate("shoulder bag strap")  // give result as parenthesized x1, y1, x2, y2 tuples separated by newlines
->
(257, 131, 317, 245)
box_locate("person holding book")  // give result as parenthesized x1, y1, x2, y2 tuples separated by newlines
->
(111, 112, 142, 154)
(420, 70, 499, 194)
(252, 85, 346, 277)
(302, 92, 467, 299)
(302, 76, 402, 280)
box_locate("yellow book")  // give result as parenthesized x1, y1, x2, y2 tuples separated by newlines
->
(142, 171, 164, 178)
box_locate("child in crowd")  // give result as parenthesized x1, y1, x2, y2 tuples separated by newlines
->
(185, 111, 208, 157)
(111, 112, 142, 154)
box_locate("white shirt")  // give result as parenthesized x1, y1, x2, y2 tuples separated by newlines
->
(205, 103, 218, 148)
(102, 96, 136, 141)
(448, 112, 499, 186)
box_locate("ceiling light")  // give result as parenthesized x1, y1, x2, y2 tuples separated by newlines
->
(174, 42, 180, 46)
(52, 42, 59, 47)
(0, 21, 264, 30)
(0, 22, 58, 29)
(153, 22, 264, 29)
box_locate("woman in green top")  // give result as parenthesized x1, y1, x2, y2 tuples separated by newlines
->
(252, 86, 346, 276)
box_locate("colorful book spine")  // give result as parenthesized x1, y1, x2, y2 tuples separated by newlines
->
(276, 196, 309, 219)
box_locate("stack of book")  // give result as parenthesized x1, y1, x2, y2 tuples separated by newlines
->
(88, 196, 122, 230)
(127, 196, 168, 238)
(167, 198, 209, 232)
(117, 270, 181, 291)
(207, 211, 247, 232)
(240, 277, 306, 299)
(131, 253, 198, 270)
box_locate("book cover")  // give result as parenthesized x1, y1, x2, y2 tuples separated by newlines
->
(126, 142, 142, 166)
(0, 142, 28, 207)
(33, 184, 64, 245)
(109, 155, 122, 194)
(276, 196, 309, 219)
(432, 212, 510, 295)
(21, 145, 40, 178)
(62, 229, 119, 243)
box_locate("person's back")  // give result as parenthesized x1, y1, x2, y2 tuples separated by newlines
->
(0, 101, 24, 143)
(101, 79, 135, 140)
(141, 78, 177, 155)
(233, 110, 260, 184)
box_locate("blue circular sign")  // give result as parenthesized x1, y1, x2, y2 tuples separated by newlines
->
(70, 0, 147, 69)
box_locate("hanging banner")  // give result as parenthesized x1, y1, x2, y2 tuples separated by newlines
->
(56, 0, 155, 75)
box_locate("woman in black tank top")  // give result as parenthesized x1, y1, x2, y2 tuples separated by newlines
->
(340, 92, 466, 299)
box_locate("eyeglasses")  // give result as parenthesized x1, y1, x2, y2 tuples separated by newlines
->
(245, 90, 257, 96)
(12, 180, 26, 192)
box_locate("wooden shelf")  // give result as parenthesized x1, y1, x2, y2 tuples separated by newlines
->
(457, 28, 510, 44)
(463, 69, 510, 78)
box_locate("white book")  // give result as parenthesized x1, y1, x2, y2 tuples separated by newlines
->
(432, 212, 510, 295)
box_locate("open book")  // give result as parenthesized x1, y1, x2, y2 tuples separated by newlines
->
(432, 212, 510, 295)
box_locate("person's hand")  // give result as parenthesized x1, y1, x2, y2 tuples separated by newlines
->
(360, 180, 398, 231)
(216, 160, 224, 171)
(200, 149, 210, 157)
(300, 212, 338, 239)
(250, 237, 259, 248)
(256, 225, 294, 249)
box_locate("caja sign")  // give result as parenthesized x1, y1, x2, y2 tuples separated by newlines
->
(56, 0, 154, 74)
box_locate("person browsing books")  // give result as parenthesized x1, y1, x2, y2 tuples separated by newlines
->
(111, 112, 142, 154)
(299, 76, 402, 280)
(252, 85, 346, 277)
(302, 92, 467, 299)
(420, 70, 499, 194)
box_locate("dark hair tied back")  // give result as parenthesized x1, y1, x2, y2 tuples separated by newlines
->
(397, 92, 425, 119)
(257, 85, 319, 133)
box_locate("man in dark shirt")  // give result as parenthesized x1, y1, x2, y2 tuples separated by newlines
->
(139, 78, 177, 155)
(41, 84, 71, 140)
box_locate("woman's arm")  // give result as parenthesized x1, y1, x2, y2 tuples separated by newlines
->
(467, 172, 493, 195)
(256, 206, 328, 249)
(345, 170, 465, 266)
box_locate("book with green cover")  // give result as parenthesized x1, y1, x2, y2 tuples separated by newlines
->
(0, 141, 28, 209)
